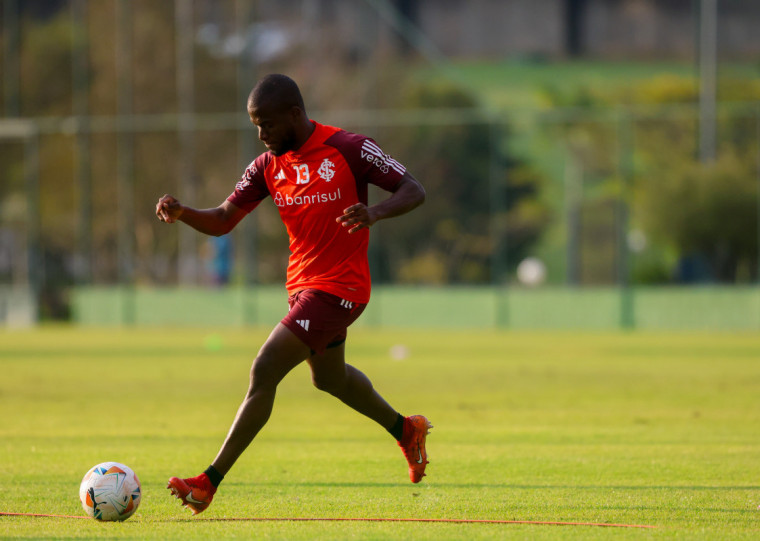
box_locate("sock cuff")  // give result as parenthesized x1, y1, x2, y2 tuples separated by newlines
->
(204, 465, 224, 488)
(388, 413, 406, 442)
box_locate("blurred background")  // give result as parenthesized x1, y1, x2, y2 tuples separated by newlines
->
(1, 0, 759, 329)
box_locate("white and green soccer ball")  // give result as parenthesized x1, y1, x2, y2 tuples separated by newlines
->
(79, 462, 141, 521)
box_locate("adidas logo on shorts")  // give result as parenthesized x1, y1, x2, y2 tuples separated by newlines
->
(296, 319, 310, 331)
(339, 299, 353, 309)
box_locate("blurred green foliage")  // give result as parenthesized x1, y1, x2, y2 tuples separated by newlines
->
(371, 79, 549, 284)
(1, 4, 549, 293)
(541, 73, 760, 283)
(3, 2, 760, 316)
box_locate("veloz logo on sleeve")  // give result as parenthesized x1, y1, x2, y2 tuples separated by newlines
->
(361, 140, 405, 175)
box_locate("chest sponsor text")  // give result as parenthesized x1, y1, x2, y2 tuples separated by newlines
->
(274, 188, 342, 207)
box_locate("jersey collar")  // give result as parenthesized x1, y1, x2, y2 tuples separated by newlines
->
(282, 121, 323, 163)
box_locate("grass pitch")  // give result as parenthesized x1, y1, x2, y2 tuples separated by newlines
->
(1, 326, 759, 540)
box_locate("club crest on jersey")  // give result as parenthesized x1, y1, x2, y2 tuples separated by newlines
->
(318, 158, 336, 182)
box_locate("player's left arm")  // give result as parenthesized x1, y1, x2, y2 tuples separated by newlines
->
(336, 171, 425, 234)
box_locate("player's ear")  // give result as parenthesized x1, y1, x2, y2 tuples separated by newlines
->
(289, 105, 304, 122)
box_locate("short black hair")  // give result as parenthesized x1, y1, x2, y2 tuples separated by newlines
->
(248, 74, 305, 112)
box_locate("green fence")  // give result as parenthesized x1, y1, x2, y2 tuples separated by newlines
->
(70, 285, 760, 331)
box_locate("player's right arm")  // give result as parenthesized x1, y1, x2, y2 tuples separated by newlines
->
(156, 195, 247, 237)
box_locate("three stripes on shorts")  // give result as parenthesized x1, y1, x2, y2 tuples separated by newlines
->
(296, 299, 353, 332)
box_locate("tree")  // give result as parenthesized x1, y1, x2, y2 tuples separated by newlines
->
(542, 74, 760, 283)
(371, 79, 549, 284)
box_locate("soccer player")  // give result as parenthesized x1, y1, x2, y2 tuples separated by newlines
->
(156, 74, 430, 515)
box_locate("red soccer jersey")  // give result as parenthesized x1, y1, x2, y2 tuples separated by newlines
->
(227, 121, 406, 303)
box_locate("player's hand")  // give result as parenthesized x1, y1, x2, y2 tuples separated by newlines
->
(156, 194, 183, 223)
(336, 204, 376, 234)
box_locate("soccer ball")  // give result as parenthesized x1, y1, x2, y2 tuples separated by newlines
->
(79, 462, 142, 521)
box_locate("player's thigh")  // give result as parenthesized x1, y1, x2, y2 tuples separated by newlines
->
(251, 323, 311, 387)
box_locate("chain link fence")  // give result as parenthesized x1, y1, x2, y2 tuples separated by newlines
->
(2, 0, 759, 327)
(2, 102, 759, 327)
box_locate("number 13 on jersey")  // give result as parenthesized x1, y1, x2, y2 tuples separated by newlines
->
(293, 164, 310, 184)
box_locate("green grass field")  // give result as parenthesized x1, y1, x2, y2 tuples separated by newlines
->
(2, 326, 759, 540)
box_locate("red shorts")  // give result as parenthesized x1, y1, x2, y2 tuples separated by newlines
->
(281, 289, 367, 355)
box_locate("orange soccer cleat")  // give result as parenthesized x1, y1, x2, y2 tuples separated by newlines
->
(167, 473, 216, 515)
(398, 415, 432, 483)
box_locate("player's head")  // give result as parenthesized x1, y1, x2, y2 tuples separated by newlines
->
(247, 74, 310, 156)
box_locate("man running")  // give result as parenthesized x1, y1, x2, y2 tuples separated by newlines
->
(156, 73, 430, 515)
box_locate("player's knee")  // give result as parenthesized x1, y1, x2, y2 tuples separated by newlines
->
(311, 373, 332, 393)
(311, 372, 344, 395)
(248, 354, 280, 391)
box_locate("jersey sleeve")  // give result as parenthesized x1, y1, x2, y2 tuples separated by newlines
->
(325, 130, 406, 192)
(226, 154, 271, 213)
(359, 137, 406, 191)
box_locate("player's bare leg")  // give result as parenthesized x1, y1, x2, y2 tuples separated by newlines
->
(308, 343, 398, 429)
(168, 324, 309, 514)
(308, 343, 432, 482)
(212, 323, 310, 475)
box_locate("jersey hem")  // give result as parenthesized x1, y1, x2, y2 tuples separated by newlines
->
(287, 284, 370, 305)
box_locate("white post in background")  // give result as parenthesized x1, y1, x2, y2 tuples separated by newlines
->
(699, 0, 717, 163)
(116, 0, 136, 324)
(71, 0, 92, 284)
(176, 0, 198, 285)
(3, 0, 20, 117)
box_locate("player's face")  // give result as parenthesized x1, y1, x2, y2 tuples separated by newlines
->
(248, 102, 299, 156)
